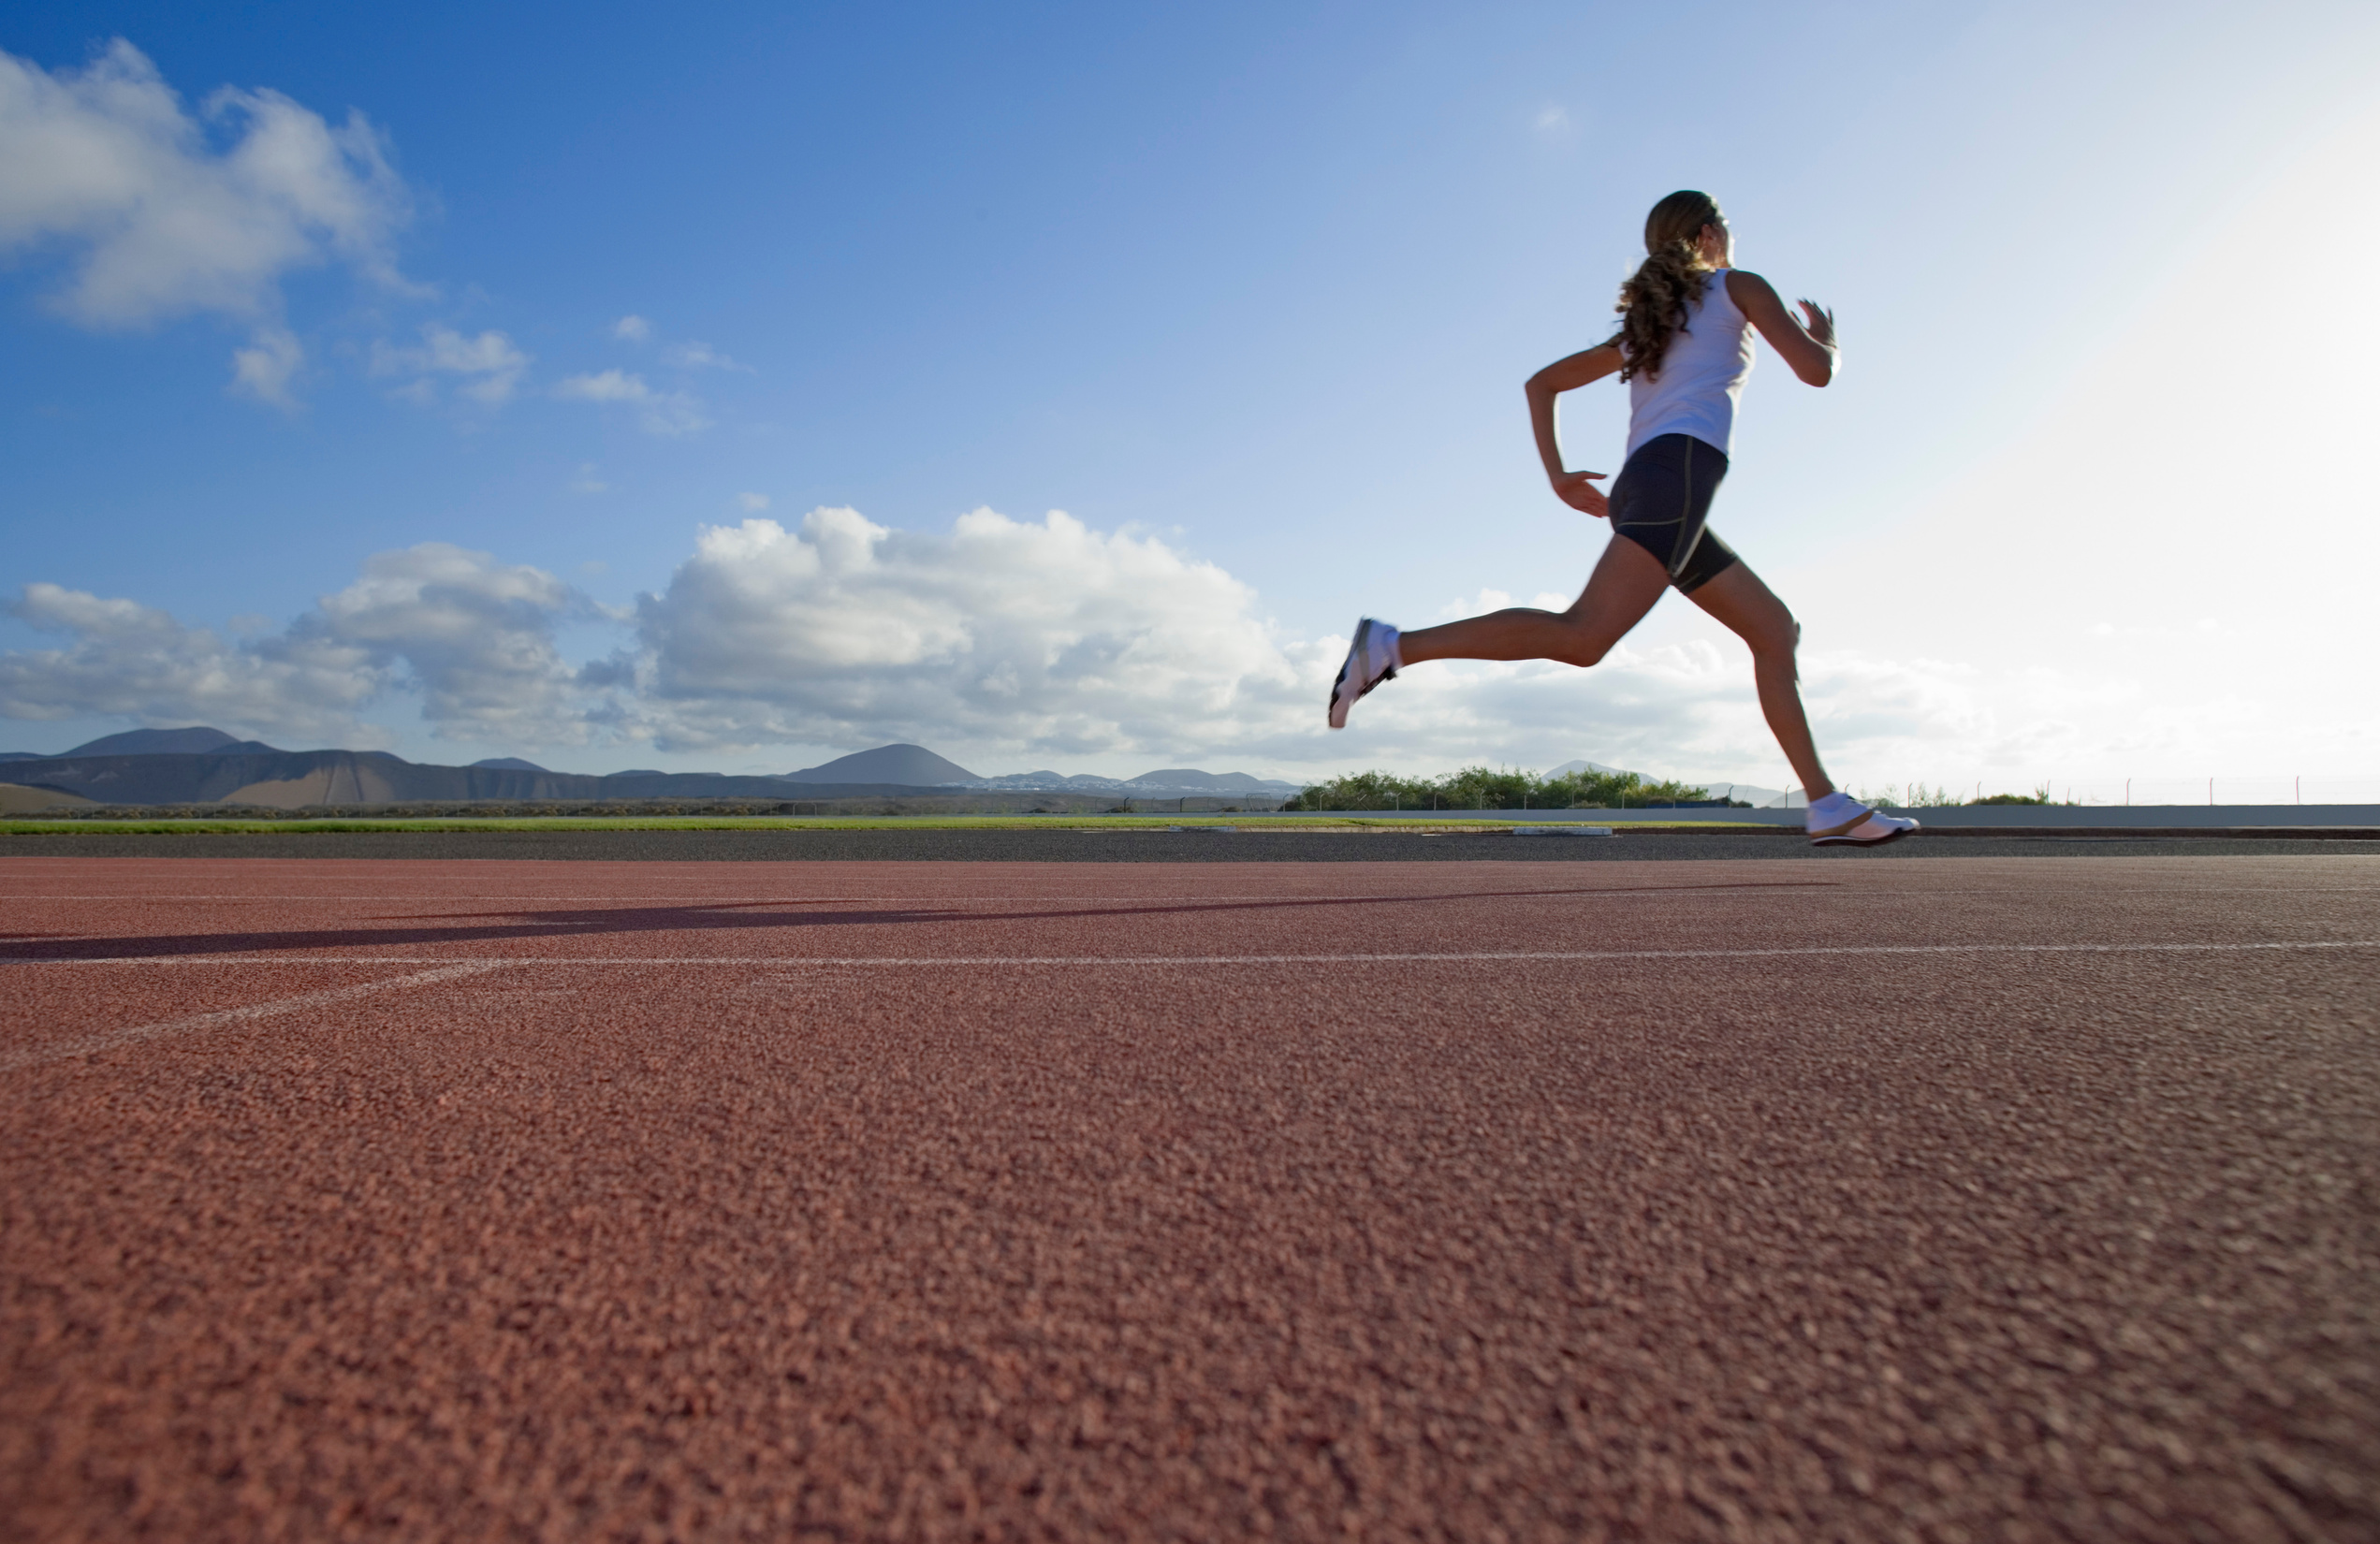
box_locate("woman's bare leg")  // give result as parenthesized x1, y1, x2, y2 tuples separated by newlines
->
(1684, 561, 1835, 799)
(1400, 535, 1671, 667)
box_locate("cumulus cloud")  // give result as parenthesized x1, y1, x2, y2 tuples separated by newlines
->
(665, 340, 747, 371)
(229, 325, 302, 406)
(372, 323, 530, 405)
(301, 544, 598, 739)
(0, 545, 604, 747)
(0, 507, 2047, 780)
(610, 314, 650, 340)
(602, 509, 1985, 778)
(1272, 581, 1982, 782)
(1329, 641, 1995, 787)
(553, 368, 641, 401)
(621, 507, 1310, 755)
(735, 491, 770, 511)
(554, 369, 708, 434)
(0, 38, 414, 394)
(0, 582, 387, 743)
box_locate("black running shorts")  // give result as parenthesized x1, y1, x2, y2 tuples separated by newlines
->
(1607, 432, 1739, 593)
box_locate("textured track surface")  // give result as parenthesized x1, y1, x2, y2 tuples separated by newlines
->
(7, 830, 2380, 863)
(5, 854, 2377, 1542)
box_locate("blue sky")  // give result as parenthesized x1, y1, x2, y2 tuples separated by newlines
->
(4, 2, 2376, 799)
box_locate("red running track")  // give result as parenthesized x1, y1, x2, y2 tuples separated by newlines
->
(4, 854, 2378, 1542)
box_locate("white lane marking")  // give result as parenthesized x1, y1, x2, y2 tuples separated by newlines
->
(0, 893, 1770, 904)
(7, 940, 2374, 969)
(0, 962, 504, 1073)
(0, 890, 1825, 900)
(7, 885, 2376, 904)
(5, 879, 2376, 902)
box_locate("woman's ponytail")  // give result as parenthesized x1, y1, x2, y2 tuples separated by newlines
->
(1615, 190, 1723, 383)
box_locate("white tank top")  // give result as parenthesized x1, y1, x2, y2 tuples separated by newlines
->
(1623, 268, 1755, 459)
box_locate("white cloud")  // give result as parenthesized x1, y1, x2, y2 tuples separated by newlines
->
(610, 313, 650, 341)
(572, 463, 608, 494)
(304, 544, 590, 738)
(735, 491, 770, 511)
(553, 368, 643, 401)
(372, 323, 529, 405)
(621, 507, 1311, 756)
(228, 324, 302, 407)
(1336, 646, 1761, 782)
(11, 506, 2300, 786)
(1534, 106, 1570, 134)
(666, 340, 747, 371)
(601, 508, 1993, 779)
(0, 39, 414, 395)
(555, 369, 708, 434)
(0, 545, 604, 747)
(0, 509, 2016, 778)
(1190, 634, 2003, 792)
(0, 582, 388, 744)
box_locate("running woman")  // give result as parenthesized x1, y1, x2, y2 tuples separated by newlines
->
(1326, 189, 1917, 847)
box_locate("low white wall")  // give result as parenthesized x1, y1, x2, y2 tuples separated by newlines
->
(1249, 805, 2380, 828)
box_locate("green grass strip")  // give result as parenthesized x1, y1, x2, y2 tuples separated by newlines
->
(0, 815, 1777, 836)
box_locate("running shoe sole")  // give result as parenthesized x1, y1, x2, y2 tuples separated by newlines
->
(1327, 618, 1395, 729)
(1810, 816, 1920, 847)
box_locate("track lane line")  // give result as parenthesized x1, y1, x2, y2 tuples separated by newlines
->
(7, 884, 2376, 902)
(1, 962, 504, 1072)
(6, 940, 2373, 968)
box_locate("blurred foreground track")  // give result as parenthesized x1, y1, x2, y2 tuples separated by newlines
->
(4, 853, 2377, 1541)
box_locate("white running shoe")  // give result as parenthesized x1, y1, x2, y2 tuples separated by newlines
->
(1805, 791, 1920, 847)
(1327, 618, 1400, 729)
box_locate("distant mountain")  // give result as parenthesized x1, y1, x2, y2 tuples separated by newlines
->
(66, 726, 279, 757)
(964, 770, 1121, 792)
(784, 743, 981, 785)
(0, 782, 95, 812)
(1126, 767, 1289, 794)
(0, 734, 1297, 806)
(0, 747, 968, 808)
(959, 766, 1302, 795)
(778, 747, 1295, 794)
(0, 750, 42, 763)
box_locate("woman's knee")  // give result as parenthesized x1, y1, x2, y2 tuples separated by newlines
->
(1746, 613, 1800, 663)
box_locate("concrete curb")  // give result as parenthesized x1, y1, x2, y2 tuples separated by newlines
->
(1253, 804, 2380, 830)
(1562, 825, 2380, 841)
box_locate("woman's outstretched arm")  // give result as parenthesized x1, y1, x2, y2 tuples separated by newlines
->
(1725, 270, 1837, 386)
(1526, 342, 1623, 516)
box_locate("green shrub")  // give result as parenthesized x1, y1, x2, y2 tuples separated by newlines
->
(1279, 765, 1716, 812)
(1860, 782, 1971, 809)
(1861, 782, 2072, 808)
(1972, 784, 2062, 806)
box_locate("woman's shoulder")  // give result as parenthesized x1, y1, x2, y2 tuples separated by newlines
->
(1720, 269, 1779, 305)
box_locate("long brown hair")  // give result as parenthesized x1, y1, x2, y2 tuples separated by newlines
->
(1615, 190, 1722, 383)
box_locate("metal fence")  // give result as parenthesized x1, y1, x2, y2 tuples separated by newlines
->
(1862, 776, 2380, 808)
